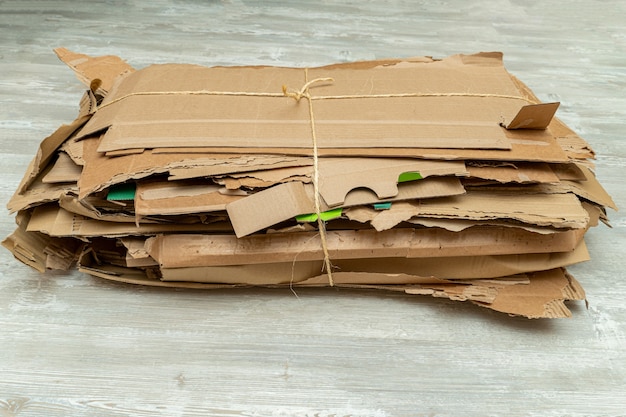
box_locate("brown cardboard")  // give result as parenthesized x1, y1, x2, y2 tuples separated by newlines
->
(226, 182, 315, 237)
(345, 190, 589, 231)
(550, 163, 586, 181)
(218, 165, 313, 189)
(316, 158, 467, 207)
(470, 268, 586, 318)
(2, 218, 83, 272)
(60, 136, 86, 166)
(41, 152, 83, 184)
(78, 135, 313, 199)
(554, 164, 617, 210)
(466, 161, 560, 184)
(218, 158, 468, 205)
(54, 47, 135, 95)
(406, 217, 571, 235)
(57, 195, 139, 223)
(7, 163, 78, 214)
(14, 112, 91, 196)
(134, 181, 245, 216)
(75, 255, 582, 318)
(155, 239, 589, 284)
(25, 205, 232, 237)
(503, 102, 560, 130)
(145, 225, 584, 268)
(75, 54, 556, 153)
(226, 174, 467, 237)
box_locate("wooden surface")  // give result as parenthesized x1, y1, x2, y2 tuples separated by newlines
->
(1, 1, 625, 416)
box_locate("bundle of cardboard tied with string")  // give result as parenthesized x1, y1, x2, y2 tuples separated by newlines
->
(3, 48, 616, 318)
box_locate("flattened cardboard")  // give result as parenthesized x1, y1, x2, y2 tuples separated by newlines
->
(76, 258, 583, 318)
(75, 53, 553, 153)
(345, 190, 589, 231)
(226, 182, 315, 237)
(2, 220, 83, 272)
(58, 195, 139, 223)
(218, 165, 313, 189)
(340, 176, 465, 208)
(14, 113, 91, 196)
(134, 181, 245, 216)
(78, 135, 313, 199)
(132, 134, 571, 162)
(407, 217, 571, 235)
(471, 268, 585, 318)
(60, 137, 86, 166)
(146, 225, 584, 268)
(550, 162, 586, 181)
(41, 152, 83, 184)
(556, 164, 617, 210)
(7, 163, 79, 214)
(155, 239, 589, 284)
(466, 161, 560, 184)
(26, 205, 232, 238)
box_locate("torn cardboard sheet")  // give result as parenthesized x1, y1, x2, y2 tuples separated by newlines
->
(145, 225, 584, 268)
(344, 190, 589, 232)
(26, 205, 232, 238)
(466, 161, 560, 184)
(78, 135, 313, 199)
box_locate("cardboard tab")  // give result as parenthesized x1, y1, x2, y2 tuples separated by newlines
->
(504, 102, 560, 130)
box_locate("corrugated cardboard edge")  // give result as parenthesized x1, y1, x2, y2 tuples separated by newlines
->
(470, 268, 586, 318)
(11, 113, 90, 200)
(2, 218, 83, 272)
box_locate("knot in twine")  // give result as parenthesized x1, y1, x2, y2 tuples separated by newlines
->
(283, 74, 336, 286)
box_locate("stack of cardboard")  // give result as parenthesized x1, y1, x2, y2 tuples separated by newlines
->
(3, 49, 616, 318)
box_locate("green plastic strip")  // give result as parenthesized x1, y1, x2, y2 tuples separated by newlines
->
(107, 183, 136, 201)
(296, 207, 343, 223)
(373, 202, 392, 210)
(398, 171, 423, 183)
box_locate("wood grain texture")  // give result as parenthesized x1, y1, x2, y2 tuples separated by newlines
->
(1, 1, 625, 416)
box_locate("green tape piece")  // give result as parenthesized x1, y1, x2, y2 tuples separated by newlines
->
(398, 172, 423, 183)
(373, 202, 392, 210)
(296, 208, 343, 223)
(107, 183, 136, 201)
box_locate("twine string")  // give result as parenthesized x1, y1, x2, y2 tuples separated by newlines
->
(283, 70, 336, 286)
